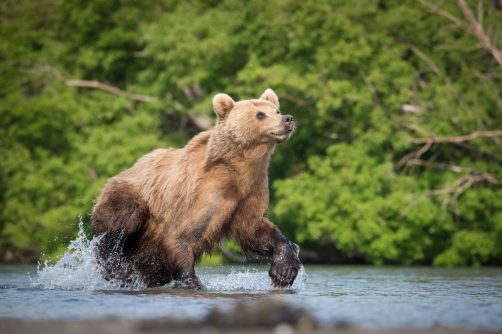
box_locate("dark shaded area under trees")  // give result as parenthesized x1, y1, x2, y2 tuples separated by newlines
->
(1, 0, 501, 266)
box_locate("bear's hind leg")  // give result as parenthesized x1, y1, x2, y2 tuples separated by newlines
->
(91, 180, 149, 236)
(94, 233, 140, 287)
(91, 181, 150, 286)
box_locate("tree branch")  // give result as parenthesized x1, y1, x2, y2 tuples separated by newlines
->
(400, 120, 430, 137)
(360, 71, 379, 105)
(418, 0, 472, 32)
(407, 44, 442, 76)
(418, 0, 502, 69)
(278, 93, 317, 108)
(397, 138, 433, 168)
(399, 172, 501, 219)
(408, 130, 502, 144)
(67, 79, 213, 130)
(218, 245, 245, 263)
(403, 159, 502, 185)
(65, 79, 160, 103)
(405, 159, 474, 174)
(456, 0, 502, 68)
(402, 122, 502, 162)
(33, 66, 214, 131)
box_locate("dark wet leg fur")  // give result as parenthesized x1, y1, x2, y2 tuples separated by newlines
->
(94, 232, 178, 288)
(93, 232, 139, 287)
(91, 182, 160, 287)
(172, 268, 203, 290)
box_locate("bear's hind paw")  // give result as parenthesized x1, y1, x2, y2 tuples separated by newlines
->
(172, 276, 203, 290)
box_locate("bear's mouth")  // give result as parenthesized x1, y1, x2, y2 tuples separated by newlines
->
(272, 129, 293, 136)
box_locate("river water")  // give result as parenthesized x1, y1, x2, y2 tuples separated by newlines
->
(0, 228, 501, 330)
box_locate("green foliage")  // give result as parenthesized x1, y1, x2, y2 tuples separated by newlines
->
(199, 251, 224, 266)
(433, 230, 496, 267)
(1, 0, 501, 266)
(274, 142, 455, 265)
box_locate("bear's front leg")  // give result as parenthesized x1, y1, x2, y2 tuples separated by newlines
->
(268, 229, 302, 289)
(236, 218, 302, 289)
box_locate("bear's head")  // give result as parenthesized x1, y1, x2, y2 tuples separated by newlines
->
(212, 89, 295, 146)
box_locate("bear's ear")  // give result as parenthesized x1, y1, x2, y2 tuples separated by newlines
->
(259, 88, 280, 108)
(213, 93, 235, 119)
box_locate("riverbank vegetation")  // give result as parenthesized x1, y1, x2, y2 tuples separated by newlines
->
(1, 0, 501, 266)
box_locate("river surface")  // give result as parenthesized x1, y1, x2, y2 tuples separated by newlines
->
(1, 263, 501, 329)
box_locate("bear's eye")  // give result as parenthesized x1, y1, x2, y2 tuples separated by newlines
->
(276, 110, 280, 114)
(256, 112, 266, 120)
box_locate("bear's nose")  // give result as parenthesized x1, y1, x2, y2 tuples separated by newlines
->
(282, 115, 294, 124)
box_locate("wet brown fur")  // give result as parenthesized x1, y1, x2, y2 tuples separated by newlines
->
(91, 89, 301, 288)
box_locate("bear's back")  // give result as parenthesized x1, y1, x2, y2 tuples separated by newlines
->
(117, 131, 212, 218)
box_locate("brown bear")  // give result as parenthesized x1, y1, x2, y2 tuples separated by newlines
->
(91, 88, 301, 289)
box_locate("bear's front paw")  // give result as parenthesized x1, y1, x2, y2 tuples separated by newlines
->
(269, 243, 302, 289)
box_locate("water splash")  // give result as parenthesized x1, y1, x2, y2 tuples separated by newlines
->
(30, 217, 307, 292)
(199, 266, 308, 292)
(30, 217, 146, 291)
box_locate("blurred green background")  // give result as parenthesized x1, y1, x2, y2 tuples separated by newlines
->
(1, 0, 501, 267)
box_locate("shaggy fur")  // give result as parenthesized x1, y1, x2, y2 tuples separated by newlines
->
(91, 89, 301, 289)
